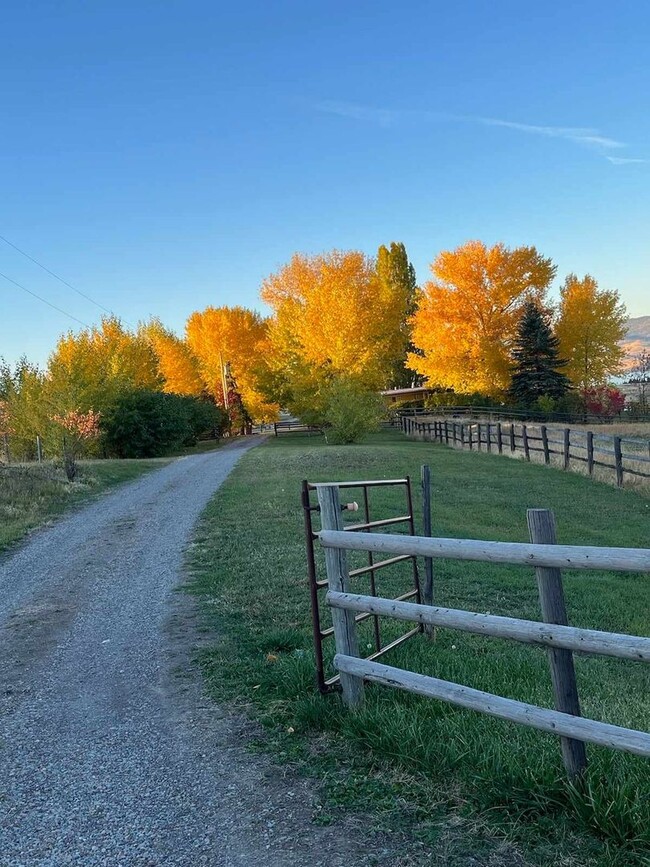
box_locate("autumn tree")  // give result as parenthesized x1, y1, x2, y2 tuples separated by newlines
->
(140, 319, 204, 397)
(409, 241, 556, 397)
(46, 316, 161, 416)
(377, 242, 419, 388)
(261, 250, 411, 416)
(555, 274, 627, 394)
(185, 305, 278, 422)
(0, 358, 49, 460)
(508, 302, 570, 406)
(51, 409, 101, 479)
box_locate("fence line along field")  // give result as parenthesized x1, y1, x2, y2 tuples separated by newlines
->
(400, 413, 650, 488)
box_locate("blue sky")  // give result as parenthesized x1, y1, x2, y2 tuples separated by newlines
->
(1, 0, 648, 366)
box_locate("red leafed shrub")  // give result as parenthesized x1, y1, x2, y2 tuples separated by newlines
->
(583, 386, 626, 417)
(51, 409, 101, 480)
(51, 409, 101, 440)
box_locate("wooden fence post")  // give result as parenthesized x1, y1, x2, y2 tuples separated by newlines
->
(563, 428, 570, 471)
(496, 422, 503, 454)
(421, 465, 435, 638)
(614, 437, 624, 487)
(468, 425, 473, 450)
(510, 423, 516, 452)
(522, 425, 530, 461)
(317, 485, 365, 708)
(444, 420, 450, 445)
(36, 435, 43, 463)
(460, 424, 465, 448)
(541, 426, 550, 464)
(477, 422, 482, 451)
(527, 509, 588, 780)
(587, 431, 594, 476)
(2, 432, 9, 464)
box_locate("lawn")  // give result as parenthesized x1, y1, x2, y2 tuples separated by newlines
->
(0, 458, 168, 551)
(187, 429, 650, 867)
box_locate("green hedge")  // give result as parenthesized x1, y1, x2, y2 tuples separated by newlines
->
(100, 391, 227, 458)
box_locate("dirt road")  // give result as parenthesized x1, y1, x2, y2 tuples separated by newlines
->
(0, 441, 400, 866)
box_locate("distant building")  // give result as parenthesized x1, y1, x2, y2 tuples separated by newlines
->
(380, 386, 433, 406)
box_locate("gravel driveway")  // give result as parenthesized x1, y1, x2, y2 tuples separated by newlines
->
(0, 440, 402, 867)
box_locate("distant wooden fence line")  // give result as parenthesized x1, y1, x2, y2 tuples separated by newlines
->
(316, 483, 650, 779)
(397, 404, 650, 425)
(399, 415, 650, 487)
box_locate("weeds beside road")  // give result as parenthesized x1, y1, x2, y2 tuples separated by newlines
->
(0, 459, 168, 552)
(188, 429, 650, 867)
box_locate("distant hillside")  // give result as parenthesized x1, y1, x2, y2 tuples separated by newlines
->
(621, 316, 650, 372)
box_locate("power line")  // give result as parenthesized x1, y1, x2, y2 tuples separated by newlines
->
(0, 232, 115, 316)
(0, 269, 90, 328)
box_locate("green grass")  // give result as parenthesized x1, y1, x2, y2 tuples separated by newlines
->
(187, 429, 650, 866)
(0, 458, 168, 551)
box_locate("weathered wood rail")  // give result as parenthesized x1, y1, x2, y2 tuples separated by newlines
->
(399, 415, 650, 487)
(317, 483, 650, 778)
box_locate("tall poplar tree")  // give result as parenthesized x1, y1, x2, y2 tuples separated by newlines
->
(509, 302, 570, 406)
(376, 242, 419, 389)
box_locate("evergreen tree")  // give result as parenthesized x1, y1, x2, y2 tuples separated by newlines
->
(509, 302, 570, 406)
(376, 242, 420, 389)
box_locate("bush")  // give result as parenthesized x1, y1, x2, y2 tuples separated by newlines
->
(324, 378, 386, 444)
(100, 391, 227, 458)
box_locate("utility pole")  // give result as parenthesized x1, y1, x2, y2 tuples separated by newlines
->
(219, 352, 230, 410)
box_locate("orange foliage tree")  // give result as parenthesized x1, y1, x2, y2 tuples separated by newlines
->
(409, 241, 556, 397)
(261, 250, 411, 417)
(185, 306, 278, 422)
(140, 319, 204, 397)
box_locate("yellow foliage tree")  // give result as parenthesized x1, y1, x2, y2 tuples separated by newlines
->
(555, 274, 627, 393)
(46, 316, 161, 413)
(140, 319, 204, 397)
(261, 250, 411, 413)
(185, 306, 278, 422)
(408, 241, 556, 396)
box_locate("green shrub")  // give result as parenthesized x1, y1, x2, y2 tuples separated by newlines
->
(324, 378, 386, 444)
(100, 391, 227, 458)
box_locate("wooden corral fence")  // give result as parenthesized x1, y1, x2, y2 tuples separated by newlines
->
(273, 420, 322, 436)
(317, 483, 650, 779)
(400, 415, 650, 487)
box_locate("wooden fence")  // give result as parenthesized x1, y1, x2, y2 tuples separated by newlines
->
(400, 415, 650, 487)
(396, 404, 650, 424)
(316, 483, 650, 779)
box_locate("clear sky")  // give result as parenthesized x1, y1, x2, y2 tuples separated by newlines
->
(1, 0, 648, 367)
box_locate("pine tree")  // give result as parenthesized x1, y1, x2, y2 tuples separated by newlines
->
(376, 242, 420, 389)
(509, 302, 570, 406)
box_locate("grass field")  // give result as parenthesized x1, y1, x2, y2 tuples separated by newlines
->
(571, 422, 650, 440)
(188, 429, 650, 867)
(0, 458, 168, 551)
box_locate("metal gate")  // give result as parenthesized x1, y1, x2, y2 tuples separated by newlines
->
(302, 477, 422, 694)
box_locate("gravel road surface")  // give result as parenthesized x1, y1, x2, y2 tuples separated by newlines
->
(0, 441, 402, 866)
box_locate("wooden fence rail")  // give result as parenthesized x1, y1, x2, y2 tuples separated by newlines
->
(399, 415, 650, 487)
(316, 483, 650, 779)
